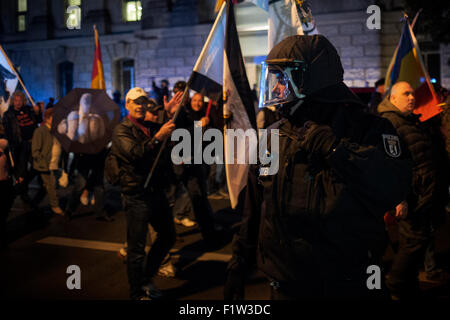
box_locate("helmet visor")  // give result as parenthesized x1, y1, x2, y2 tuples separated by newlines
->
(258, 62, 298, 109)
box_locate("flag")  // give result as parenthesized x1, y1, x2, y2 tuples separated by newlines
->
(91, 25, 105, 90)
(385, 20, 441, 121)
(223, 0, 257, 209)
(188, 1, 256, 209)
(0, 45, 19, 116)
(188, 2, 226, 102)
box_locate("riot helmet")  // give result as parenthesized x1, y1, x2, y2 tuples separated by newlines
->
(259, 35, 362, 115)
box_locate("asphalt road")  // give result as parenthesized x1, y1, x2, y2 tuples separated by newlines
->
(1, 181, 449, 301)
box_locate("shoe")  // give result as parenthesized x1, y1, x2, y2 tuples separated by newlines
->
(118, 248, 127, 262)
(142, 282, 164, 300)
(96, 215, 114, 222)
(157, 262, 177, 278)
(90, 195, 95, 206)
(80, 194, 89, 206)
(51, 206, 64, 215)
(208, 192, 225, 200)
(174, 217, 196, 227)
(218, 189, 229, 199)
(139, 296, 152, 300)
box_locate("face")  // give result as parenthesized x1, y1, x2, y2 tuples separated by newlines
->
(377, 84, 385, 95)
(191, 93, 204, 112)
(126, 99, 146, 121)
(390, 83, 415, 115)
(13, 95, 24, 110)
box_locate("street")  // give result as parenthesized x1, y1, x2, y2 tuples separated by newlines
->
(1, 181, 449, 300)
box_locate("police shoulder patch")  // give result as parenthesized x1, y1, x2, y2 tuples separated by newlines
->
(382, 134, 401, 158)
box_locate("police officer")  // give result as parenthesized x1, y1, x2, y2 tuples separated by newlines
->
(224, 35, 412, 300)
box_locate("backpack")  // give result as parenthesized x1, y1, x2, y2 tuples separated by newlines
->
(104, 149, 120, 186)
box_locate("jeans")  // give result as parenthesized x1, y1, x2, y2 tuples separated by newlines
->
(123, 191, 176, 300)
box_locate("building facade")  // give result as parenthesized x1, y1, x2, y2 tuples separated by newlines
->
(1, 0, 448, 104)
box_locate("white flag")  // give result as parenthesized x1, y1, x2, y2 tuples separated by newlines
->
(0, 45, 19, 117)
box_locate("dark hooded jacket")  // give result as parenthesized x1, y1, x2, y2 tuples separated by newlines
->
(228, 35, 412, 294)
(378, 98, 446, 215)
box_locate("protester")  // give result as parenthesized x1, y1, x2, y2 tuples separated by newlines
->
(0, 124, 15, 249)
(65, 149, 112, 221)
(152, 78, 170, 106)
(31, 108, 63, 215)
(113, 90, 127, 120)
(367, 78, 385, 114)
(173, 91, 224, 245)
(46, 97, 55, 109)
(224, 35, 412, 300)
(2, 91, 39, 208)
(111, 86, 182, 300)
(378, 81, 449, 299)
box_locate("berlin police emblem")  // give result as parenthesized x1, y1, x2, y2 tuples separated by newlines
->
(382, 134, 401, 158)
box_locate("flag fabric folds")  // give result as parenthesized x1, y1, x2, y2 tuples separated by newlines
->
(385, 20, 441, 121)
(188, 0, 256, 209)
(91, 25, 105, 90)
(268, 0, 319, 50)
(188, 2, 226, 102)
(223, 0, 257, 209)
(0, 45, 19, 116)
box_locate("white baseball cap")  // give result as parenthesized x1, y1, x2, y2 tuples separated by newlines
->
(125, 87, 149, 101)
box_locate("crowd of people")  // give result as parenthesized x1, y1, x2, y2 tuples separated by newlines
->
(0, 34, 449, 301)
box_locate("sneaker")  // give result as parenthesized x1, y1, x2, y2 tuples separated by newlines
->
(142, 282, 164, 300)
(208, 192, 225, 200)
(118, 247, 127, 258)
(80, 194, 89, 206)
(157, 262, 177, 278)
(174, 217, 196, 227)
(51, 206, 64, 215)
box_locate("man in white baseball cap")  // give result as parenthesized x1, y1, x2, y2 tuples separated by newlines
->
(111, 87, 182, 300)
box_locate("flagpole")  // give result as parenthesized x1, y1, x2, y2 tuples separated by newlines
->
(143, 85, 190, 189)
(0, 44, 36, 106)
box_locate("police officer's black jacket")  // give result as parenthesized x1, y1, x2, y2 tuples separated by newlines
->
(229, 97, 412, 286)
(378, 98, 446, 214)
(111, 117, 173, 196)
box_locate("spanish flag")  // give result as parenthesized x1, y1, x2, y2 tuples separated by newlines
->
(385, 20, 441, 122)
(91, 25, 105, 90)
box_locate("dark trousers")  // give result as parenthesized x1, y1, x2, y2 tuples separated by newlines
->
(123, 191, 176, 300)
(386, 211, 432, 298)
(180, 164, 215, 239)
(0, 179, 15, 247)
(66, 172, 105, 217)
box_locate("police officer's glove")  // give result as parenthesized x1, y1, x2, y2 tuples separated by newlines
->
(299, 121, 337, 156)
(224, 263, 246, 300)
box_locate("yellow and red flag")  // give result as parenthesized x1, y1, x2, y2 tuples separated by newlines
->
(91, 25, 105, 89)
(385, 20, 441, 121)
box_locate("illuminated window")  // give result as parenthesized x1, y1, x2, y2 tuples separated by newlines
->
(124, 1, 142, 22)
(17, 0, 27, 32)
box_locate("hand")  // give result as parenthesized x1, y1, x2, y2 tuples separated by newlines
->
(200, 117, 210, 127)
(224, 268, 245, 300)
(154, 119, 175, 141)
(395, 201, 408, 219)
(164, 91, 183, 116)
(299, 121, 337, 156)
